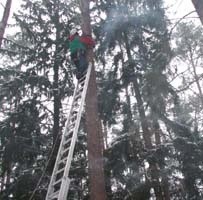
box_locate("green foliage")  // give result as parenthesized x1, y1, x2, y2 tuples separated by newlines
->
(1, 0, 203, 199)
(0, 0, 77, 198)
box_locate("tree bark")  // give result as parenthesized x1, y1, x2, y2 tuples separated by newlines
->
(192, 0, 203, 25)
(0, 0, 12, 48)
(80, 1, 107, 200)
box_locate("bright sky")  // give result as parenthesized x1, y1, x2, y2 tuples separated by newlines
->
(0, 0, 196, 18)
(0, 0, 198, 21)
(165, 0, 199, 24)
(0, 0, 200, 32)
(166, 0, 194, 16)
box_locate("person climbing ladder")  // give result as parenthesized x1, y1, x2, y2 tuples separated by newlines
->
(68, 29, 95, 79)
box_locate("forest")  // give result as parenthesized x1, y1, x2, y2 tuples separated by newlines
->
(1, 0, 203, 199)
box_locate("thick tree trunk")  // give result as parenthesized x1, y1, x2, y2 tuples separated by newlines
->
(80, 1, 107, 200)
(192, 0, 203, 25)
(0, 0, 12, 48)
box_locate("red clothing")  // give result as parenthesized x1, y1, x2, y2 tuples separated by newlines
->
(69, 34, 95, 47)
(80, 35, 95, 46)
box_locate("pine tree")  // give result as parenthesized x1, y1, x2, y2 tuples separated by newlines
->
(95, 0, 172, 199)
(0, 0, 75, 198)
(2, 0, 203, 199)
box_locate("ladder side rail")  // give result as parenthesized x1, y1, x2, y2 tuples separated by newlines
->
(46, 82, 80, 199)
(58, 64, 92, 200)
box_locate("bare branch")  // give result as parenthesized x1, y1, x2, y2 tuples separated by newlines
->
(169, 11, 196, 36)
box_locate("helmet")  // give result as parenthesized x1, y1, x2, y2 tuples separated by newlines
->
(70, 29, 78, 36)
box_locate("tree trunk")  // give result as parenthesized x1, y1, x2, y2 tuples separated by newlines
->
(48, 6, 61, 172)
(80, 1, 107, 200)
(153, 119, 170, 200)
(192, 0, 203, 25)
(132, 79, 153, 149)
(123, 31, 152, 149)
(123, 31, 166, 199)
(0, 0, 12, 48)
(124, 86, 133, 132)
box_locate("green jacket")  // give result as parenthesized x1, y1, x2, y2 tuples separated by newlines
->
(69, 36, 86, 54)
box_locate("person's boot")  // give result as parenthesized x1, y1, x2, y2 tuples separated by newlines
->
(76, 73, 81, 79)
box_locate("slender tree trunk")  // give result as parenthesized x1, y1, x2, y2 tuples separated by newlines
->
(0, 0, 12, 48)
(80, 1, 107, 200)
(132, 79, 153, 149)
(49, 5, 61, 172)
(133, 78, 163, 200)
(192, 0, 203, 25)
(153, 120, 161, 146)
(53, 61, 60, 144)
(153, 119, 170, 200)
(124, 86, 133, 132)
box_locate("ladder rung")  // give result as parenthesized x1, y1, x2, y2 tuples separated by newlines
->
(61, 147, 69, 155)
(63, 130, 73, 139)
(70, 117, 77, 123)
(56, 167, 65, 175)
(65, 129, 73, 137)
(76, 86, 83, 93)
(64, 138, 71, 145)
(75, 89, 82, 95)
(69, 119, 76, 125)
(79, 79, 85, 86)
(58, 157, 67, 165)
(68, 123, 75, 129)
(63, 140, 71, 150)
(50, 191, 59, 199)
(79, 73, 87, 81)
(70, 114, 77, 121)
(73, 96, 82, 103)
(72, 104, 80, 110)
(53, 178, 62, 186)
(69, 118, 77, 125)
(71, 110, 77, 115)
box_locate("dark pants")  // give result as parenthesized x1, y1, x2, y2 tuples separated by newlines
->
(71, 49, 88, 79)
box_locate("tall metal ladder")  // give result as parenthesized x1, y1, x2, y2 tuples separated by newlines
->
(46, 64, 92, 200)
